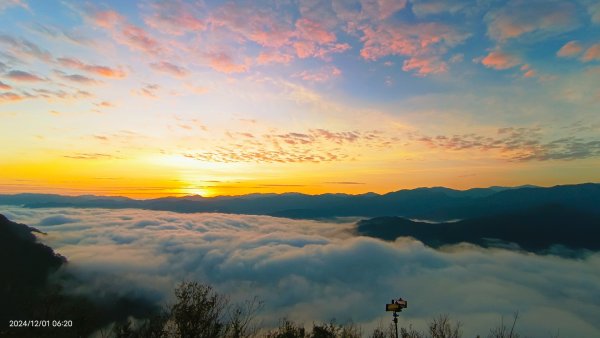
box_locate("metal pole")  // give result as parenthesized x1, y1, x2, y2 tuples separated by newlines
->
(393, 311, 399, 338)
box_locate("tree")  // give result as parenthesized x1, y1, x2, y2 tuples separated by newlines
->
(429, 314, 461, 338)
(488, 312, 520, 338)
(169, 281, 228, 338)
(400, 325, 425, 338)
(266, 318, 306, 338)
(225, 296, 264, 338)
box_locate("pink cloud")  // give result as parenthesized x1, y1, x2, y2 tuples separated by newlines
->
(208, 4, 349, 62)
(143, 0, 206, 35)
(582, 44, 600, 62)
(256, 51, 294, 65)
(295, 18, 336, 45)
(206, 52, 248, 74)
(402, 56, 447, 76)
(85, 7, 165, 57)
(523, 69, 537, 78)
(358, 21, 467, 76)
(120, 24, 162, 55)
(359, 22, 467, 61)
(293, 66, 342, 82)
(0, 92, 24, 102)
(480, 50, 520, 70)
(6, 70, 44, 82)
(209, 4, 295, 49)
(292, 18, 350, 59)
(150, 61, 188, 77)
(486, 0, 579, 41)
(557, 41, 583, 58)
(57, 57, 126, 78)
(0, 80, 12, 90)
(91, 10, 124, 28)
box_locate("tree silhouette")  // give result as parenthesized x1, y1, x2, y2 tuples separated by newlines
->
(168, 281, 228, 338)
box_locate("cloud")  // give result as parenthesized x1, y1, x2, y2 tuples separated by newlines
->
(583, 0, 600, 24)
(582, 43, 600, 62)
(209, 3, 296, 49)
(184, 149, 346, 164)
(480, 50, 520, 70)
(150, 61, 188, 77)
(31, 88, 93, 100)
(402, 56, 447, 76)
(208, 3, 349, 62)
(63, 153, 121, 160)
(182, 128, 388, 164)
(93, 135, 108, 141)
(256, 51, 294, 65)
(293, 66, 341, 82)
(0, 92, 24, 103)
(324, 181, 365, 185)
(120, 24, 163, 55)
(0, 80, 12, 90)
(557, 40, 583, 58)
(89, 9, 124, 28)
(39, 215, 80, 226)
(293, 18, 350, 59)
(57, 57, 126, 78)
(30, 23, 92, 46)
(0, 34, 52, 62)
(358, 21, 468, 76)
(54, 70, 100, 85)
(0, 0, 28, 12)
(205, 51, 248, 74)
(410, 0, 468, 17)
(85, 7, 165, 56)
(136, 83, 160, 98)
(4, 206, 600, 337)
(414, 127, 600, 161)
(485, 0, 579, 41)
(142, 0, 206, 35)
(94, 101, 115, 108)
(5, 69, 45, 82)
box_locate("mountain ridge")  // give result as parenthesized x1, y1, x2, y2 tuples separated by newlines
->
(1, 183, 598, 221)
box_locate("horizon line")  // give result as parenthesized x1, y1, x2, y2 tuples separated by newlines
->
(2, 182, 598, 201)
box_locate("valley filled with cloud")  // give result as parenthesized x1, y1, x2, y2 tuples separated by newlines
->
(3, 206, 599, 337)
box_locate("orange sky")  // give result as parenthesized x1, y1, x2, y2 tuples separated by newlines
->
(1, 0, 599, 197)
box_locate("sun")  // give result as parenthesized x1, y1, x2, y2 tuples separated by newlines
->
(184, 187, 214, 197)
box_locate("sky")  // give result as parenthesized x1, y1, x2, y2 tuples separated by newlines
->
(4, 206, 600, 336)
(1, 0, 599, 197)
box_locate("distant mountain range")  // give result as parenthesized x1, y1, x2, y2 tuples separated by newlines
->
(1, 183, 599, 221)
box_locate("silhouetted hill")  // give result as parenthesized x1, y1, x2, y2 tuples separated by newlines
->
(0, 213, 65, 297)
(1, 183, 599, 221)
(356, 204, 600, 254)
(1, 214, 66, 333)
(0, 215, 160, 337)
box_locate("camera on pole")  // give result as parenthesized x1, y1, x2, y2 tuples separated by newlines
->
(385, 297, 407, 338)
(385, 298, 407, 312)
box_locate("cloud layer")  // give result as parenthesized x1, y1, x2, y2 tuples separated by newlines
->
(2, 206, 599, 337)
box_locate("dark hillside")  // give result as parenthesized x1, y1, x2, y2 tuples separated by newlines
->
(356, 204, 600, 254)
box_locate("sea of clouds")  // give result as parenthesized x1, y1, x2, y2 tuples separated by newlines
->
(2, 206, 600, 337)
